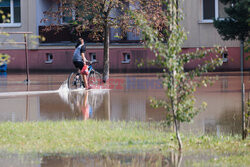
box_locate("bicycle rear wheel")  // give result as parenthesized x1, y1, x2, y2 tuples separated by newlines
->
(88, 70, 102, 88)
(68, 72, 84, 90)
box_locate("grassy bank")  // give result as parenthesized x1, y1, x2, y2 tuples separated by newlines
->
(0, 121, 249, 166)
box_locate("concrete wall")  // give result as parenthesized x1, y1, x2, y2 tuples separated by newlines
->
(2, 46, 249, 72)
(2, 46, 159, 72)
(0, 0, 37, 50)
(182, 0, 240, 48)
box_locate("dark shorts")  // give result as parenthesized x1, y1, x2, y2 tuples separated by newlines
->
(73, 61, 84, 70)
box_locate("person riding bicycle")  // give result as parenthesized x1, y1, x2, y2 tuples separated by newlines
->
(72, 38, 90, 89)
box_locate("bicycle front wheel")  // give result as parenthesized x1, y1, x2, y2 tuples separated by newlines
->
(68, 72, 84, 90)
(88, 70, 102, 88)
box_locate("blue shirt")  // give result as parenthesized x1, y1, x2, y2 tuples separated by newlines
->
(72, 44, 86, 62)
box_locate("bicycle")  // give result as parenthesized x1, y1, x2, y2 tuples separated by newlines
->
(67, 61, 102, 90)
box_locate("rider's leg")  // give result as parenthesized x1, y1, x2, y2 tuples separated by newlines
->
(82, 74, 88, 89)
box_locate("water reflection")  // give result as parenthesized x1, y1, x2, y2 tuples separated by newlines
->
(0, 73, 249, 166)
(1, 151, 230, 167)
(58, 83, 109, 120)
(0, 85, 110, 122)
(0, 72, 7, 91)
(0, 152, 185, 167)
(0, 72, 249, 135)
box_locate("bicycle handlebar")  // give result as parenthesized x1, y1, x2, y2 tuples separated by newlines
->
(87, 61, 97, 65)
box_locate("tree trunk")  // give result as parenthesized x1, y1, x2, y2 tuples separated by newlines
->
(171, 70, 182, 151)
(240, 40, 246, 139)
(173, 112, 182, 151)
(103, 19, 110, 83)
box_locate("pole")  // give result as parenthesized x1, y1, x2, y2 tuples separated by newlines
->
(0, 32, 32, 83)
(25, 84, 29, 121)
(240, 40, 246, 140)
(24, 34, 29, 84)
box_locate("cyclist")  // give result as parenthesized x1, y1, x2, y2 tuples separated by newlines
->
(72, 37, 90, 89)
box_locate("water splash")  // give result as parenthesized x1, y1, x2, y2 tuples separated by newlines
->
(58, 80, 110, 115)
(58, 80, 69, 94)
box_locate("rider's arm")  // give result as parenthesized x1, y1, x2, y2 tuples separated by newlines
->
(81, 52, 88, 62)
(81, 45, 88, 63)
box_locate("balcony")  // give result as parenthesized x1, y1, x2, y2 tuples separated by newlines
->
(39, 25, 141, 45)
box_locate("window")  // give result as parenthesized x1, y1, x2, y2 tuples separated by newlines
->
(202, 0, 228, 22)
(89, 53, 97, 62)
(45, 53, 53, 64)
(0, 0, 20, 24)
(203, 0, 215, 20)
(222, 52, 228, 63)
(221, 79, 228, 91)
(121, 53, 130, 64)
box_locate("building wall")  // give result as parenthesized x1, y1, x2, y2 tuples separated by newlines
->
(0, 0, 240, 48)
(182, 0, 240, 48)
(2, 46, 249, 72)
(1, 0, 249, 72)
(1, 45, 157, 72)
(0, 0, 37, 50)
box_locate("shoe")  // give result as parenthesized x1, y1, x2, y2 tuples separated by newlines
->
(82, 81, 85, 87)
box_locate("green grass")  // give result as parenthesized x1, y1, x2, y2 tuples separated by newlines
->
(0, 120, 249, 166)
(0, 121, 173, 154)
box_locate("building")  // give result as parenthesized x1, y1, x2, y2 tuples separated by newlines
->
(0, 0, 249, 72)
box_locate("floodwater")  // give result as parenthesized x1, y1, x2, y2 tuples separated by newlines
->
(0, 72, 249, 166)
(0, 72, 249, 135)
(0, 151, 217, 167)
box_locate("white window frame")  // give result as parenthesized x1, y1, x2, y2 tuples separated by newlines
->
(45, 53, 53, 64)
(89, 53, 97, 63)
(201, 0, 219, 23)
(0, 0, 21, 27)
(222, 52, 228, 63)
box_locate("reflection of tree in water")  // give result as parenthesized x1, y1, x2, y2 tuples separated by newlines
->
(41, 152, 182, 167)
(218, 108, 242, 136)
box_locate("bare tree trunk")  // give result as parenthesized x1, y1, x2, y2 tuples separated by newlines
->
(103, 19, 110, 83)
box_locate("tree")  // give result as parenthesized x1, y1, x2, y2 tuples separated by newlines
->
(214, 0, 249, 140)
(0, 7, 11, 70)
(43, 0, 134, 82)
(213, 0, 249, 42)
(130, 0, 224, 151)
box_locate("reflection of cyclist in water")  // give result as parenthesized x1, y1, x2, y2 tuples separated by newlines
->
(67, 92, 92, 120)
(72, 38, 90, 89)
(81, 91, 93, 120)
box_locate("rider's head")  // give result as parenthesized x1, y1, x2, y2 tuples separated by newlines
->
(75, 38, 84, 48)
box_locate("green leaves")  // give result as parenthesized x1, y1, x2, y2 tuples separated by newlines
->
(213, 0, 249, 42)
(0, 54, 10, 66)
(130, 1, 224, 149)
